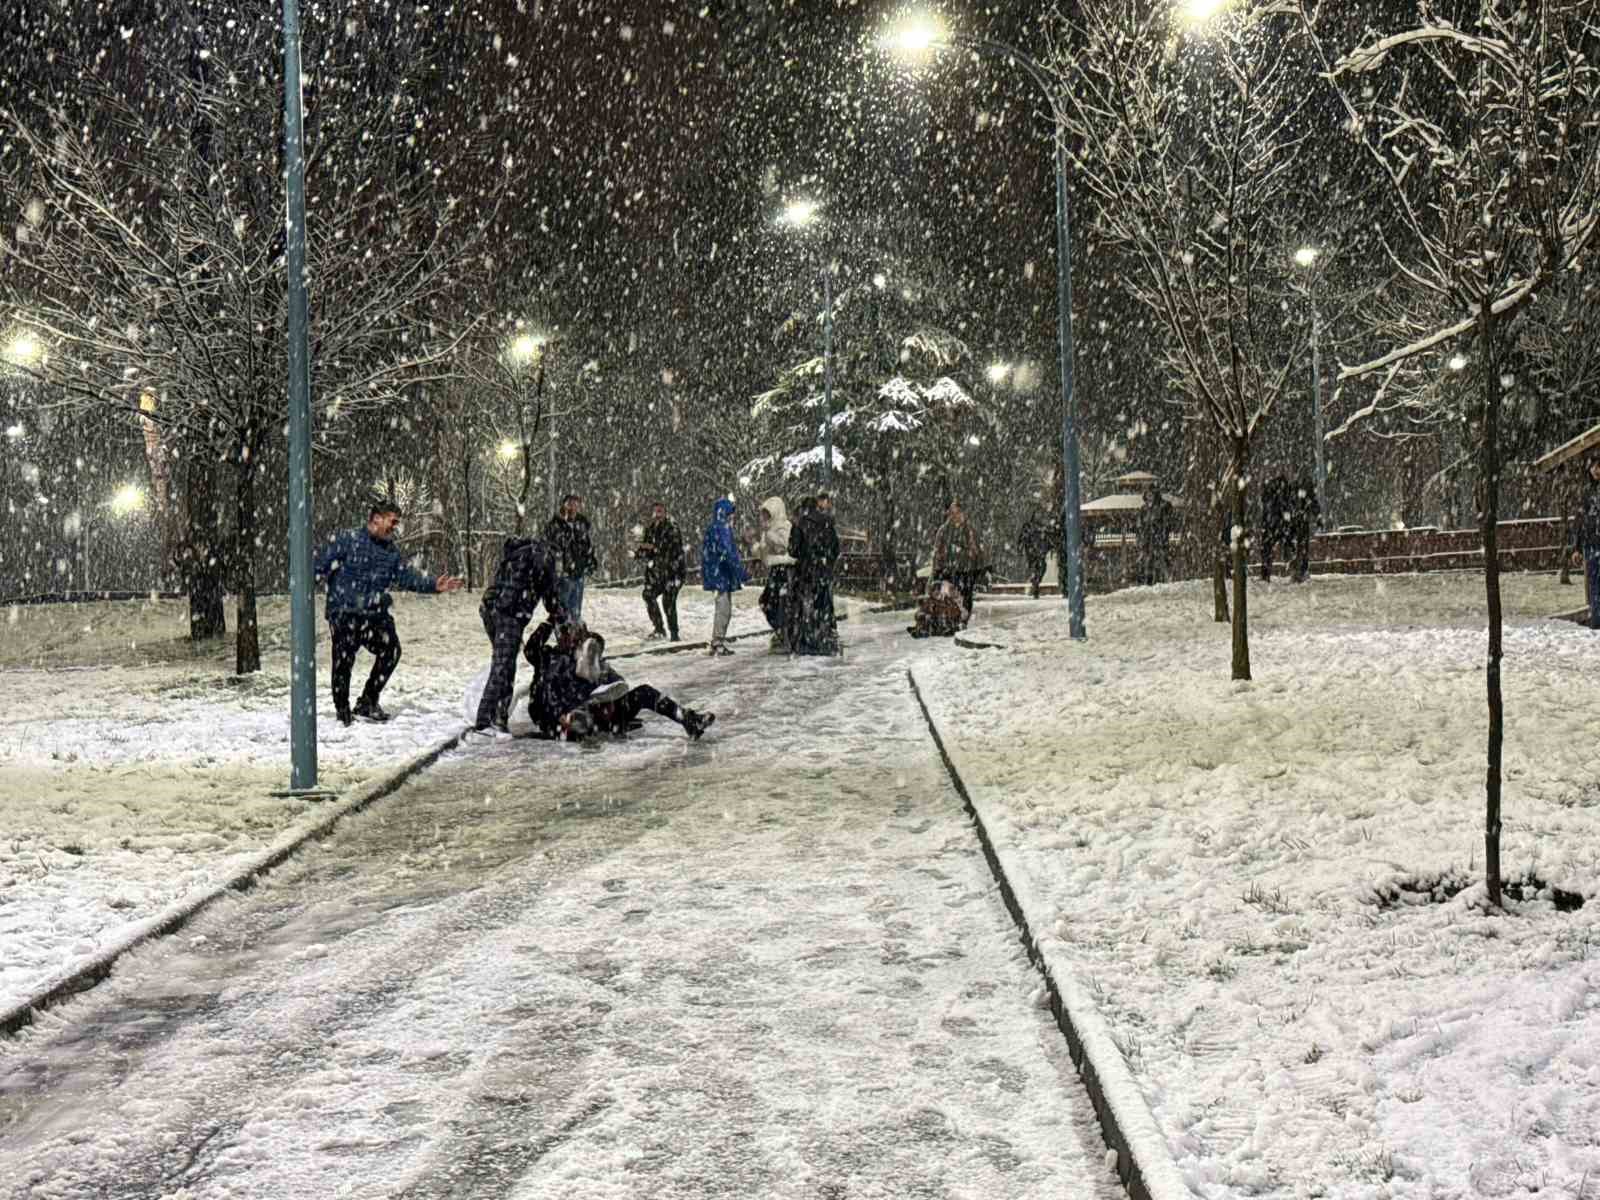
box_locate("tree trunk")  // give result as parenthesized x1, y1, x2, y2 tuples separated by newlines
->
(462, 411, 474, 588)
(1229, 436, 1251, 680)
(233, 420, 261, 675)
(1479, 304, 1504, 908)
(182, 451, 227, 641)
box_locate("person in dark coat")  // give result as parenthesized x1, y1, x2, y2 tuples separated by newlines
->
(701, 497, 748, 655)
(1019, 507, 1054, 599)
(788, 495, 842, 654)
(1259, 475, 1291, 582)
(930, 499, 984, 621)
(634, 501, 685, 641)
(528, 623, 713, 741)
(466, 535, 566, 740)
(1288, 476, 1320, 583)
(543, 493, 598, 622)
(1571, 453, 1600, 629)
(313, 499, 464, 726)
(1135, 484, 1174, 586)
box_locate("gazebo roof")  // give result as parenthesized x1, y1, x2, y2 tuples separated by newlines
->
(1534, 421, 1600, 473)
(1082, 492, 1187, 514)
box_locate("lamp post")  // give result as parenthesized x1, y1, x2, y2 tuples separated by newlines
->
(776, 199, 834, 489)
(1294, 245, 1328, 523)
(1444, 354, 1469, 529)
(884, 19, 1085, 639)
(280, 0, 328, 797)
(508, 333, 549, 519)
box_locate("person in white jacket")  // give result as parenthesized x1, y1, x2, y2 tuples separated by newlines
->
(750, 496, 795, 652)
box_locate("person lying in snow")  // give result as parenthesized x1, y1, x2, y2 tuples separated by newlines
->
(907, 579, 968, 639)
(526, 621, 714, 742)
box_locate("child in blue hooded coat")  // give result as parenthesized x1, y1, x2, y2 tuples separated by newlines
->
(701, 497, 748, 655)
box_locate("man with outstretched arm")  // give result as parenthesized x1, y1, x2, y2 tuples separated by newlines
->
(314, 499, 463, 726)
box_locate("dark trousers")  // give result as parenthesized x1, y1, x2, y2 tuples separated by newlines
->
(1026, 557, 1046, 596)
(1291, 536, 1312, 583)
(595, 683, 683, 731)
(476, 610, 528, 728)
(949, 571, 977, 619)
(1586, 549, 1600, 629)
(329, 611, 401, 713)
(644, 581, 680, 637)
(1260, 537, 1279, 582)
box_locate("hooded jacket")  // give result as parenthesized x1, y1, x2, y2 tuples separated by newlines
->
(750, 497, 795, 567)
(701, 498, 748, 592)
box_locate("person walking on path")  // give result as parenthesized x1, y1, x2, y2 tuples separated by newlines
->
(314, 499, 463, 726)
(701, 497, 748, 655)
(1259, 475, 1291, 583)
(634, 501, 685, 641)
(1289, 475, 1320, 583)
(466, 534, 566, 741)
(749, 496, 795, 652)
(815, 493, 842, 646)
(1018, 506, 1054, 599)
(1571, 453, 1600, 629)
(543, 493, 597, 622)
(930, 499, 984, 623)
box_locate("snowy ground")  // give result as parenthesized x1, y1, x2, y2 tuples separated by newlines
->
(0, 586, 768, 1013)
(920, 571, 1600, 1200)
(0, 612, 1122, 1199)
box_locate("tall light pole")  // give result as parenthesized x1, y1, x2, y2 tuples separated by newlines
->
(1294, 245, 1328, 523)
(281, 0, 326, 796)
(883, 18, 1085, 639)
(776, 199, 834, 489)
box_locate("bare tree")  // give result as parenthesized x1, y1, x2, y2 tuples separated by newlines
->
(1048, 0, 1314, 678)
(0, 12, 503, 672)
(1306, 0, 1600, 905)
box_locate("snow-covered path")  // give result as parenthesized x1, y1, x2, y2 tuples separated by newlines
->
(0, 617, 1122, 1199)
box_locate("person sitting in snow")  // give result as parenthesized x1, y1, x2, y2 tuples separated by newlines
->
(907, 578, 968, 639)
(527, 621, 714, 742)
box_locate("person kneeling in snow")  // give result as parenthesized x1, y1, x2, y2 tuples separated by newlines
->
(528, 622, 714, 742)
(907, 579, 967, 639)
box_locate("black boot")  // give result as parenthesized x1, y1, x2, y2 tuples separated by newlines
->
(682, 709, 715, 741)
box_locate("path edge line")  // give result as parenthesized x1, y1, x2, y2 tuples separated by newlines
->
(0, 731, 463, 1040)
(906, 667, 1193, 1200)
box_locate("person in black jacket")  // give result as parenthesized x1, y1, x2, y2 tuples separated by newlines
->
(466, 536, 566, 740)
(634, 501, 685, 641)
(527, 623, 713, 741)
(1571, 453, 1600, 629)
(543, 494, 598, 622)
(1288, 476, 1319, 583)
(787, 496, 842, 655)
(1259, 475, 1291, 582)
(1019, 506, 1054, 598)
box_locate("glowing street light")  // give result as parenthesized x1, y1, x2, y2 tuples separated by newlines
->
(509, 333, 544, 362)
(3, 331, 42, 368)
(109, 484, 146, 516)
(1293, 245, 1319, 268)
(986, 361, 1011, 385)
(497, 439, 519, 461)
(777, 198, 821, 228)
(1449, 354, 1469, 372)
(1180, 0, 1230, 26)
(883, 14, 1087, 640)
(3, 424, 22, 440)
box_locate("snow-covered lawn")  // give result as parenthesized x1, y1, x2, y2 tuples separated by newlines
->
(0, 585, 769, 1013)
(925, 572, 1600, 1199)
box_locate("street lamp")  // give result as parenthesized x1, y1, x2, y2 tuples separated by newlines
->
(496, 439, 519, 461)
(1293, 244, 1328, 522)
(986, 361, 1011, 385)
(3, 332, 42, 369)
(883, 17, 1087, 639)
(776, 199, 836, 489)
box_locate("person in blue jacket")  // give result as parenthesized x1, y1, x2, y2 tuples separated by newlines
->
(700, 497, 748, 656)
(313, 499, 463, 725)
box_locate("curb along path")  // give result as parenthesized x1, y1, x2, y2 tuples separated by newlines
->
(0, 630, 782, 1040)
(907, 667, 1194, 1200)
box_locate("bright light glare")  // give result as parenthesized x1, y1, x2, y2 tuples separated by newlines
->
(1448, 354, 1468, 372)
(1293, 246, 1319, 268)
(882, 16, 943, 57)
(777, 199, 821, 228)
(497, 439, 520, 461)
(509, 334, 543, 361)
(986, 361, 1010, 384)
(1180, 0, 1228, 25)
(3, 331, 41, 367)
(109, 484, 145, 516)
(4, 423, 23, 439)
(968, 435, 982, 447)
(872, 272, 888, 289)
